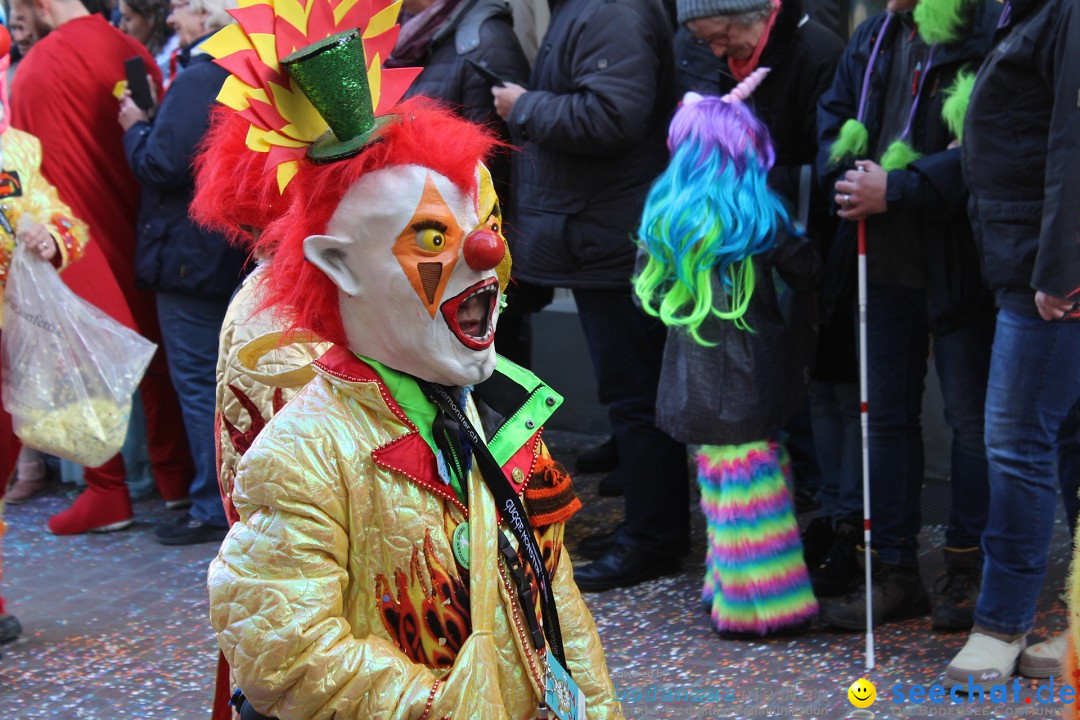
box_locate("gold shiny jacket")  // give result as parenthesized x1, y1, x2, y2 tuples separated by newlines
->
(0, 128, 88, 324)
(209, 347, 623, 720)
(215, 265, 329, 524)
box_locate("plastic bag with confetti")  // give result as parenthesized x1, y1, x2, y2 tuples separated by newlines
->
(1, 240, 156, 466)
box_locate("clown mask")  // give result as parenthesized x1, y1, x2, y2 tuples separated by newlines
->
(304, 163, 507, 387)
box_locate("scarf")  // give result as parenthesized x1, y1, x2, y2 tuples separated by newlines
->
(727, 0, 781, 82)
(386, 0, 467, 67)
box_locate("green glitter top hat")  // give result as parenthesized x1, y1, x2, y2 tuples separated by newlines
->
(281, 29, 396, 163)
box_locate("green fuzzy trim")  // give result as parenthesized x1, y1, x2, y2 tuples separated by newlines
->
(914, 0, 976, 44)
(880, 139, 923, 171)
(829, 119, 869, 165)
(941, 69, 975, 142)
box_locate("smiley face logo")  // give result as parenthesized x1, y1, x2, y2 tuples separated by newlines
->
(847, 678, 876, 708)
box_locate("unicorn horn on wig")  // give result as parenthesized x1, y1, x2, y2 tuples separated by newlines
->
(670, 70, 775, 171)
(675, 66, 767, 118)
(720, 67, 770, 103)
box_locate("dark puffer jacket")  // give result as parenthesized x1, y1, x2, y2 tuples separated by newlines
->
(124, 49, 247, 298)
(963, 0, 1080, 316)
(402, 0, 530, 192)
(506, 0, 675, 289)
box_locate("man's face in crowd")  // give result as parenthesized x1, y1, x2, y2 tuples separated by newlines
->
(9, 11, 38, 56)
(11, 0, 53, 42)
(686, 14, 767, 61)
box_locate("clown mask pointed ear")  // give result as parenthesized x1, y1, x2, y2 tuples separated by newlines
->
(304, 234, 362, 297)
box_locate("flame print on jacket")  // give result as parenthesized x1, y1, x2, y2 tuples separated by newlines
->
(222, 384, 286, 457)
(374, 454, 581, 668)
(376, 529, 471, 668)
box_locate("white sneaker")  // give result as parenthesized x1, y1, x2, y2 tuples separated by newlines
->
(1019, 632, 1068, 679)
(946, 631, 1027, 690)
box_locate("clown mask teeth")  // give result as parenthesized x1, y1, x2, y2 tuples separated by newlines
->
(441, 278, 499, 351)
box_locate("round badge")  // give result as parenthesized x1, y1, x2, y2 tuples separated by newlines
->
(452, 521, 470, 570)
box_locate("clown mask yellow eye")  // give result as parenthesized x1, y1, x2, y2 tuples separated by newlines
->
(486, 200, 502, 235)
(414, 221, 448, 252)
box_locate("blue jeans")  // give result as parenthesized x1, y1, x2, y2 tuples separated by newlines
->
(975, 310, 1080, 634)
(866, 284, 993, 567)
(572, 287, 689, 554)
(810, 380, 863, 522)
(156, 292, 230, 527)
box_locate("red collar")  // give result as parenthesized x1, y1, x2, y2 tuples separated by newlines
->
(311, 345, 539, 516)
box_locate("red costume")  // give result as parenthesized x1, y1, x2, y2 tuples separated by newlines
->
(11, 14, 193, 532)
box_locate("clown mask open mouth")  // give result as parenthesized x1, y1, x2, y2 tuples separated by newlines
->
(440, 278, 499, 350)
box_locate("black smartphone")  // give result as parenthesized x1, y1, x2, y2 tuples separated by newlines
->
(124, 56, 154, 111)
(467, 59, 525, 89)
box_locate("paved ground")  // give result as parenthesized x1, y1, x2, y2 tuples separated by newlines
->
(0, 430, 1073, 720)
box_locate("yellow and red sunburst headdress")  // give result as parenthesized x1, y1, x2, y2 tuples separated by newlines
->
(204, 0, 421, 193)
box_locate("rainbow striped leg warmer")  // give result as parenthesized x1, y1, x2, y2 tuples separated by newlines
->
(697, 441, 818, 635)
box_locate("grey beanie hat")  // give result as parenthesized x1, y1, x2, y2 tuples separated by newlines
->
(677, 0, 773, 24)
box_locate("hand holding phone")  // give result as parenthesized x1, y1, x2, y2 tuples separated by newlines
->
(467, 59, 526, 89)
(468, 59, 506, 87)
(124, 56, 155, 112)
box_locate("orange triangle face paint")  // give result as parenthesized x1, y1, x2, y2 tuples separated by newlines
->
(391, 173, 465, 318)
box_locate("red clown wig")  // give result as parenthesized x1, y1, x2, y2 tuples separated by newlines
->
(253, 97, 500, 347)
(192, 107, 291, 245)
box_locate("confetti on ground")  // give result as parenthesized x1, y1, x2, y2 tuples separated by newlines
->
(0, 431, 1072, 719)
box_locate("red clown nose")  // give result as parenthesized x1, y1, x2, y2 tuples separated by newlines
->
(463, 228, 504, 271)
(0, 26, 10, 60)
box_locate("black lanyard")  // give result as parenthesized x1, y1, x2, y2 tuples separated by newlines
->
(418, 380, 568, 670)
(430, 395, 471, 495)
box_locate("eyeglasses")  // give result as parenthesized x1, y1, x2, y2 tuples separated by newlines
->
(689, 26, 733, 48)
(690, 34, 731, 51)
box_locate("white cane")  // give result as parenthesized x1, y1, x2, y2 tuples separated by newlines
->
(857, 213, 874, 670)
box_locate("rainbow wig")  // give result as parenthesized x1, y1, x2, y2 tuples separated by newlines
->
(634, 90, 796, 345)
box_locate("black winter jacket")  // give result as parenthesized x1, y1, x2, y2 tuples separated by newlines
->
(402, 0, 529, 193)
(654, 231, 821, 445)
(963, 0, 1080, 317)
(674, 0, 843, 229)
(816, 3, 1000, 338)
(124, 49, 247, 298)
(506, 0, 674, 288)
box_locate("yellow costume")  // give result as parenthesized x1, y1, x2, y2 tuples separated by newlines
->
(209, 348, 621, 719)
(0, 128, 87, 308)
(214, 263, 328, 524)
